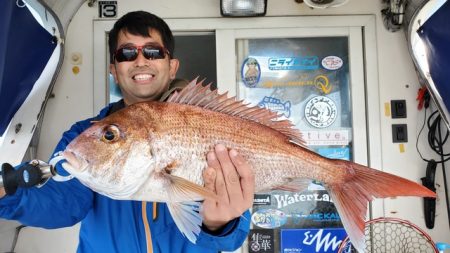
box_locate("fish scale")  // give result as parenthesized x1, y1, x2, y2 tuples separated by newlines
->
(155, 114, 316, 191)
(62, 79, 436, 252)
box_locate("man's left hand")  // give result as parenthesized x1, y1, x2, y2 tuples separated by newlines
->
(202, 144, 255, 232)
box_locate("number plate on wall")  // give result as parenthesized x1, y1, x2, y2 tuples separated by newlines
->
(98, 1, 117, 18)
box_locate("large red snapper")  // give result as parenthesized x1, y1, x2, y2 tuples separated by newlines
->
(62, 80, 435, 252)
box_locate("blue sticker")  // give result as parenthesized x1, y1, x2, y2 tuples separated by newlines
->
(251, 209, 287, 229)
(258, 96, 291, 118)
(268, 56, 319, 71)
(241, 57, 261, 88)
(290, 212, 341, 223)
(317, 147, 350, 160)
(281, 228, 347, 253)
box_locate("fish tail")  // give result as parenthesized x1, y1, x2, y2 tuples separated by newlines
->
(326, 161, 436, 252)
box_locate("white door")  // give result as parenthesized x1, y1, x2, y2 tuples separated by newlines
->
(93, 15, 382, 253)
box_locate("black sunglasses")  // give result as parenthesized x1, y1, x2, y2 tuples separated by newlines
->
(113, 45, 170, 62)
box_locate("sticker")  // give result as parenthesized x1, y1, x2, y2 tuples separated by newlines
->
(272, 192, 332, 209)
(302, 130, 349, 146)
(258, 96, 291, 118)
(268, 56, 319, 71)
(248, 229, 275, 253)
(384, 102, 391, 117)
(290, 212, 341, 222)
(251, 209, 287, 229)
(242, 57, 261, 88)
(399, 143, 405, 153)
(321, 56, 343, 70)
(308, 181, 326, 191)
(304, 96, 338, 128)
(253, 194, 272, 206)
(314, 75, 332, 94)
(317, 147, 350, 160)
(262, 74, 330, 89)
(281, 228, 347, 253)
(98, 1, 117, 18)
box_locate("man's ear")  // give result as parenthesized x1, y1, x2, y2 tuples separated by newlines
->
(169, 59, 180, 80)
(109, 64, 118, 83)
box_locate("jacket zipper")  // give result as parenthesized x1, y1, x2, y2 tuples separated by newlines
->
(142, 201, 153, 253)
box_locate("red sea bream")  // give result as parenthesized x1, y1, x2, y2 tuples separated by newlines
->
(62, 80, 436, 252)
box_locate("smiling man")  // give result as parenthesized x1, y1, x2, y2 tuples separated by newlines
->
(109, 28, 179, 104)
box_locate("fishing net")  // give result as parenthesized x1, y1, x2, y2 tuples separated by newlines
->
(338, 217, 438, 253)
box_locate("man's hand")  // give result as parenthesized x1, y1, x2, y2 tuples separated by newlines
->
(0, 187, 5, 198)
(202, 144, 255, 232)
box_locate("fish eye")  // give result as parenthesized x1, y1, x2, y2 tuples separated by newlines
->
(101, 125, 120, 143)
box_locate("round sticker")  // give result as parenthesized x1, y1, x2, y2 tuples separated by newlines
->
(321, 56, 343, 70)
(304, 96, 337, 128)
(251, 209, 287, 229)
(241, 57, 261, 88)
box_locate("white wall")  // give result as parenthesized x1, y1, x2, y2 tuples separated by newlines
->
(2, 0, 448, 252)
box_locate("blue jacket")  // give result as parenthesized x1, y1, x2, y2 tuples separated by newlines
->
(0, 101, 250, 253)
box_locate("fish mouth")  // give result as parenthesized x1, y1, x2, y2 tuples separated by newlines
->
(62, 150, 89, 173)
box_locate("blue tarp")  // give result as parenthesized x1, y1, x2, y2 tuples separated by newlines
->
(418, 1, 450, 115)
(0, 0, 56, 136)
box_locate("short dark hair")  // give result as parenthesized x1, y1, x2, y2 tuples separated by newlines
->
(108, 11, 175, 63)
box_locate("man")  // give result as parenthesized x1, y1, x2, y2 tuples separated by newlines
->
(0, 11, 254, 252)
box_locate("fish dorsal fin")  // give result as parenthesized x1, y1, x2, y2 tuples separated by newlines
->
(167, 78, 307, 147)
(272, 178, 313, 192)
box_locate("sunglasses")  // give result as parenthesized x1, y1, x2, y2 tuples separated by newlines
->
(113, 45, 170, 62)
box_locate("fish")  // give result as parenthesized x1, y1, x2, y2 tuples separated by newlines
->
(61, 79, 436, 252)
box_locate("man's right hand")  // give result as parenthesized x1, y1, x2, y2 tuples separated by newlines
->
(0, 187, 5, 198)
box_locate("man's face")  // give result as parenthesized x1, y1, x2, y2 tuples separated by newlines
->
(110, 29, 179, 105)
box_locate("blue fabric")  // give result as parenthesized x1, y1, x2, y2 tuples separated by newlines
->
(0, 1, 56, 136)
(418, 1, 450, 114)
(0, 101, 250, 253)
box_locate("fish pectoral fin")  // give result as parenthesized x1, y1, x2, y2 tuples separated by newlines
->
(272, 178, 312, 192)
(167, 201, 202, 244)
(167, 174, 217, 201)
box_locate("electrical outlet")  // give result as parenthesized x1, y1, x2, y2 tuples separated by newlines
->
(391, 100, 407, 118)
(392, 124, 408, 143)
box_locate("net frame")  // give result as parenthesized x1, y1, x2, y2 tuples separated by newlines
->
(338, 217, 438, 253)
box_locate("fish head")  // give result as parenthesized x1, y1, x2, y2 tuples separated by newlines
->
(62, 107, 159, 199)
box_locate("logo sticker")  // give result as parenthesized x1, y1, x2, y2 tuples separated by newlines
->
(241, 57, 261, 88)
(281, 228, 347, 253)
(290, 212, 341, 223)
(248, 229, 275, 253)
(321, 56, 343, 70)
(317, 147, 350, 160)
(272, 192, 332, 209)
(268, 56, 319, 71)
(314, 75, 332, 94)
(258, 96, 291, 118)
(251, 209, 287, 229)
(303, 130, 350, 146)
(261, 74, 331, 89)
(304, 96, 337, 128)
(253, 194, 272, 206)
